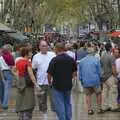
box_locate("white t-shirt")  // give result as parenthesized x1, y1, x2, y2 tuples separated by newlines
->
(115, 58, 120, 78)
(0, 56, 10, 70)
(66, 51, 75, 60)
(32, 51, 56, 85)
(95, 53, 100, 60)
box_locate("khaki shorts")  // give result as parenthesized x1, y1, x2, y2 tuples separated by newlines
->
(84, 86, 101, 95)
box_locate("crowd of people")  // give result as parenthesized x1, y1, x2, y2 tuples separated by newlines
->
(0, 39, 119, 120)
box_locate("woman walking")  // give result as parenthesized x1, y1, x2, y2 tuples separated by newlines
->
(15, 46, 41, 120)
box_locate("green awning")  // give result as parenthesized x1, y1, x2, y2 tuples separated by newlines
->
(8, 32, 28, 42)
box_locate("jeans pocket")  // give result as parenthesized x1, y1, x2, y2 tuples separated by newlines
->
(3, 71, 13, 81)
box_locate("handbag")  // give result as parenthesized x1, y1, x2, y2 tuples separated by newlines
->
(24, 64, 34, 87)
(16, 77, 26, 92)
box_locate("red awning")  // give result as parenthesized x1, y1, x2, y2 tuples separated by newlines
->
(90, 32, 100, 36)
(108, 31, 120, 37)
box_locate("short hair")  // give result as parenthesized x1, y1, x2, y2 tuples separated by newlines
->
(55, 42, 65, 50)
(79, 41, 85, 48)
(73, 43, 78, 50)
(118, 48, 120, 54)
(65, 43, 72, 50)
(105, 43, 112, 52)
(2, 44, 13, 52)
(86, 42, 92, 48)
(39, 40, 48, 46)
(20, 46, 30, 57)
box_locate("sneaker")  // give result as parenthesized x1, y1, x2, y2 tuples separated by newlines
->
(102, 107, 111, 112)
(88, 110, 94, 115)
(56, 115, 58, 120)
(0, 112, 7, 116)
(43, 113, 48, 120)
(97, 109, 104, 114)
(12, 108, 16, 113)
(111, 108, 120, 112)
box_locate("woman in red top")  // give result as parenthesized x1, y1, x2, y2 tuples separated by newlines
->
(15, 46, 40, 120)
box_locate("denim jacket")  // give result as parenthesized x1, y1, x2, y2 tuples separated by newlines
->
(78, 55, 101, 88)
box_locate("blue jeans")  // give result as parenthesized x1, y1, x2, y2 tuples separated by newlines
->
(117, 77, 120, 104)
(2, 70, 13, 109)
(0, 80, 4, 103)
(52, 88, 72, 120)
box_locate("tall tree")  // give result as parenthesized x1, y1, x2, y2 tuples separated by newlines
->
(2, 0, 119, 31)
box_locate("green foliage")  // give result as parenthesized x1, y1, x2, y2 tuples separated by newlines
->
(2, 0, 119, 31)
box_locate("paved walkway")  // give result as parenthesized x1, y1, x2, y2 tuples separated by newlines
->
(0, 88, 120, 120)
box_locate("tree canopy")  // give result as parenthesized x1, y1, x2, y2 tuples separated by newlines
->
(2, 0, 119, 31)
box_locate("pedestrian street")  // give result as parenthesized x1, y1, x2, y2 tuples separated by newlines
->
(0, 88, 120, 120)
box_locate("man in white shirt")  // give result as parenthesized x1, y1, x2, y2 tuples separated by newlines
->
(32, 40, 56, 114)
(115, 48, 120, 108)
(65, 43, 75, 60)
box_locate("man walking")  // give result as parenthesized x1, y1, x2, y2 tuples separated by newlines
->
(78, 43, 103, 115)
(32, 40, 56, 118)
(0, 44, 14, 113)
(47, 43, 77, 120)
(101, 43, 119, 112)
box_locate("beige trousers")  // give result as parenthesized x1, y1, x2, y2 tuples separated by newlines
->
(102, 76, 118, 110)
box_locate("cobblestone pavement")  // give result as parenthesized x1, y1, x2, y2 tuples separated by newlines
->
(0, 88, 120, 120)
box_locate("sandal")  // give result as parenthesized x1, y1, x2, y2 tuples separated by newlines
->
(88, 110, 94, 115)
(97, 109, 104, 114)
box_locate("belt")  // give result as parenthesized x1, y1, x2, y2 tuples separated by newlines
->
(2, 69, 10, 72)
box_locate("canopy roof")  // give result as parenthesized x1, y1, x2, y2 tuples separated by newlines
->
(108, 31, 120, 37)
(0, 23, 11, 31)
